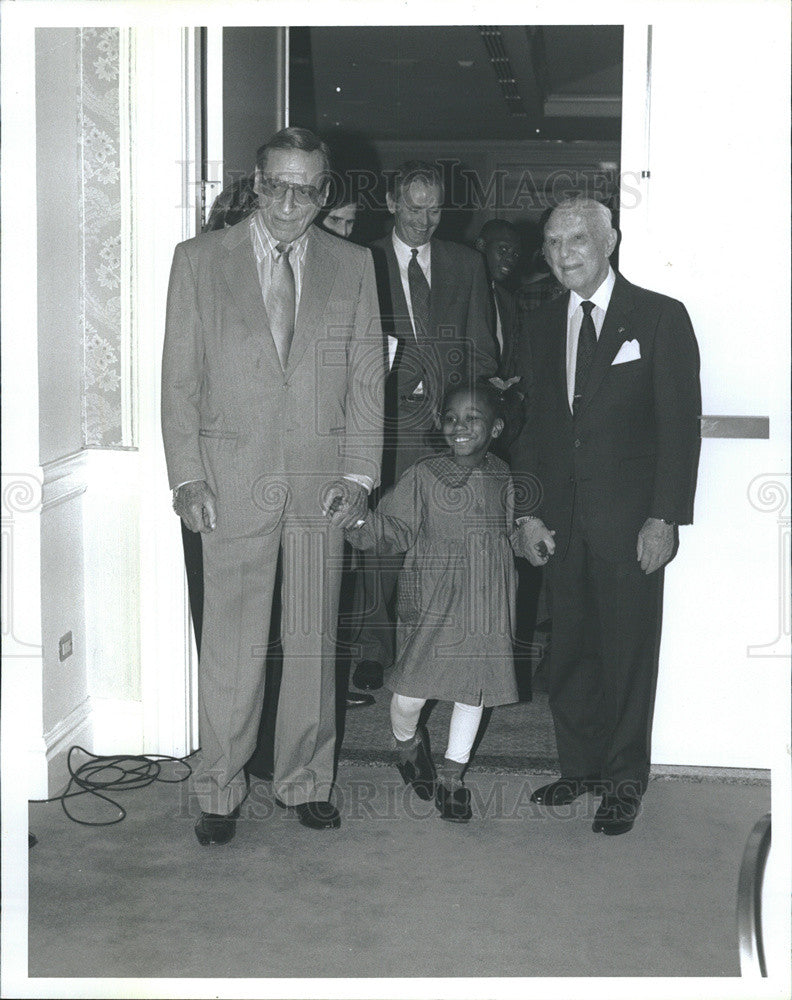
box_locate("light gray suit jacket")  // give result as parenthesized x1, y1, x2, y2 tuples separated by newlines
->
(162, 218, 384, 539)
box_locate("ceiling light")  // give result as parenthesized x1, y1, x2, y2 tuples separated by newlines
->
(458, 60, 474, 68)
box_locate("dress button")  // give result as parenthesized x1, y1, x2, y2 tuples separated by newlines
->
(574, 439, 581, 448)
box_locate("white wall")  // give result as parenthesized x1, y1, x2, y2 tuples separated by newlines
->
(35, 29, 92, 793)
(620, 14, 790, 769)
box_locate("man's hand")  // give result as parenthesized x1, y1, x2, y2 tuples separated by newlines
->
(516, 517, 556, 566)
(321, 479, 368, 530)
(637, 517, 674, 574)
(173, 480, 217, 533)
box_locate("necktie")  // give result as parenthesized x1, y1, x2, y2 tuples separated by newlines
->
(408, 248, 430, 341)
(268, 242, 295, 367)
(573, 300, 596, 414)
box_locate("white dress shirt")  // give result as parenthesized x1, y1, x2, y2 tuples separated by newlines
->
(565, 266, 616, 411)
(491, 281, 505, 356)
(249, 211, 310, 307)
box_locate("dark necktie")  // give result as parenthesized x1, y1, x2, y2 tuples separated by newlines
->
(268, 242, 295, 367)
(408, 248, 430, 341)
(573, 300, 596, 413)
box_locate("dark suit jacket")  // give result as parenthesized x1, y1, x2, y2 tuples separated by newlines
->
(493, 282, 521, 379)
(371, 234, 497, 483)
(511, 272, 701, 562)
(491, 281, 530, 454)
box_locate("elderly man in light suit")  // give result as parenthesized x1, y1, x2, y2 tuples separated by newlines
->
(162, 127, 384, 843)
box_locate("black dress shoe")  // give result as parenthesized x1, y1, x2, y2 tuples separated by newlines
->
(435, 783, 472, 823)
(345, 691, 375, 709)
(194, 806, 240, 845)
(395, 726, 436, 801)
(592, 792, 641, 836)
(275, 798, 341, 830)
(352, 659, 384, 690)
(530, 777, 597, 806)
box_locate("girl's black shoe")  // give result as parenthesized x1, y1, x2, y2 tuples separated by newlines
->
(435, 782, 472, 822)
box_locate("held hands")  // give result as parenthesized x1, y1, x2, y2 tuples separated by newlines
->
(517, 517, 556, 566)
(174, 480, 217, 533)
(321, 479, 368, 529)
(636, 517, 675, 574)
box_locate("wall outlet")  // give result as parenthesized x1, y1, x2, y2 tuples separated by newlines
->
(58, 631, 73, 662)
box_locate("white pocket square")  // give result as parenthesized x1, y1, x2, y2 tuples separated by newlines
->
(611, 339, 641, 365)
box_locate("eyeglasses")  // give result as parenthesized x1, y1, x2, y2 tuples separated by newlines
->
(258, 175, 326, 206)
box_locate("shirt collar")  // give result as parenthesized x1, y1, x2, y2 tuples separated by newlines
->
(250, 211, 311, 263)
(392, 229, 431, 267)
(567, 265, 616, 318)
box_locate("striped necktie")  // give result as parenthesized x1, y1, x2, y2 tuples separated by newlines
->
(268, 242, 295, 367)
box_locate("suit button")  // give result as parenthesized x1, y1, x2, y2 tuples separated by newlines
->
(574, 439, 581, 448)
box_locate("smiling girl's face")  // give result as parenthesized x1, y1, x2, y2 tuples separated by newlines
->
(440, 389, 503, 467)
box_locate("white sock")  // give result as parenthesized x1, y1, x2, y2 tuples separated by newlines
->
(390, 692, 426, 744)
(445, 700, 484, 764)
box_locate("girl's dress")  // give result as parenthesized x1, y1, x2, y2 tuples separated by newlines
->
(347, 452, 521, 707)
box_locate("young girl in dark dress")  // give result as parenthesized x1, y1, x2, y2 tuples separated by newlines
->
(346, 381, 527, 822)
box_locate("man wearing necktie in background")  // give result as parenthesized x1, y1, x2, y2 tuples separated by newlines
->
(512, 197, 701, 835)
(162, 127, 383, 842)
(350, 161, 497, 692)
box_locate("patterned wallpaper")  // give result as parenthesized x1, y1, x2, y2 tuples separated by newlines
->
(79, 27, 124, 448)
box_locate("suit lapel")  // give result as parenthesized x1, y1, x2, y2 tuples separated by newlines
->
(285, 227, 337, 373)
(549, 292, 573, 423)
(495, 284, 516, 372)
(220, 222, 283, 376)
(428, 239, 452, 336)
(577, 274, 636, 414)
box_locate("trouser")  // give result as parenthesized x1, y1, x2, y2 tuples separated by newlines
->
(350, 549, 403, 668)
(545, 494, 664, 795)
(193, 514, 343, 813)
(390, 693, 484, 765)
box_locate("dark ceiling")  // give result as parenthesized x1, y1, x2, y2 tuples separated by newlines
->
(290, 25, 623, 143)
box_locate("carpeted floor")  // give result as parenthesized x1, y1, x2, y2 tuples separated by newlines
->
(26, 760, 771, 986)
(338, 679, 559, 772)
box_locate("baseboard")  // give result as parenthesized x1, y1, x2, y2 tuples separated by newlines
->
(91, 696, 144, 756)
(44, 695, 94, 797)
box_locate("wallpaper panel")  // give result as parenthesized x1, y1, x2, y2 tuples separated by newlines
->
(79, 27, 124, 448)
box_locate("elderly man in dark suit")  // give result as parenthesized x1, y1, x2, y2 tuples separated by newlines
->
(512, 196, 701, 835)
(162, 127, 384, 843)
(351, 160, 497, 692)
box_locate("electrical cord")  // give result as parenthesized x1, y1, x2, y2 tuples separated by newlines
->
(29, 744, 194, 827)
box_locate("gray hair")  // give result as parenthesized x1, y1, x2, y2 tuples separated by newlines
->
(548, 197, 614, 238)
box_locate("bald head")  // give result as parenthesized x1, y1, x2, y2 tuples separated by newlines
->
(543, 198, 617, 299)
(475, 219, 521, 285)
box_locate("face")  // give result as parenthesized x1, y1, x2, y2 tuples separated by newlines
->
(440, 390, 503, 467)
(254, 147, 328, 243)
(321, 201, 357, 240)
(386, 178, 443, 247)
(543, 207, 617, 299)
(483, 231, 521, 284)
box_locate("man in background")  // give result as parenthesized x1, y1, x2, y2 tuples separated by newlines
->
(351, 160, 497, 693)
